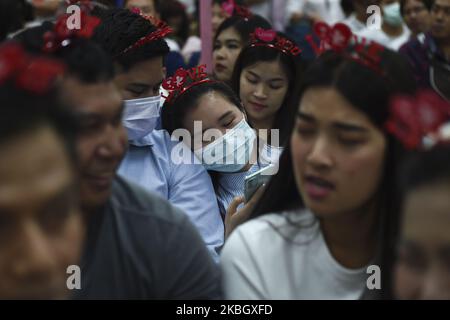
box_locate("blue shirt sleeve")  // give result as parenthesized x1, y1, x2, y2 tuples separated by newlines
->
(166, 138, 224, 262)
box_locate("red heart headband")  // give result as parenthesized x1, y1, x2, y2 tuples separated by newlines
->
(118, 8, 173, 56)
(250, 28, 302, 57)
(0, 43, 65, 95)
(43, 11, 101, 53)
(162, 65, 216, 105)
(306, 22, 385, 74)
(385, 90, 450, 150)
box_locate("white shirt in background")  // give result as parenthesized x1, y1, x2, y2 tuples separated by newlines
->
(177, 0, 195, 15)
(342, 13, 366, 33)
(357, 25, 411, 51)
(221, 210, 368, 300)
(286, 0, 345, 25)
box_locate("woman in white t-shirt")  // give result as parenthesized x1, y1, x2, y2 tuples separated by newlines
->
(221, 46, 418, 299)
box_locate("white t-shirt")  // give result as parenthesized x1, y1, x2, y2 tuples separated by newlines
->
(342, 13, 366, 33)
(221, 210, 369, 299)
(356, 25, 411, 51)
(286, 0, 345, 25)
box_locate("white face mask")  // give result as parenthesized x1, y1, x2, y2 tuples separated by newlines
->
(383, 2, 403, 27)
(194, 118, 256, 173)
(122, 95, 161, 141)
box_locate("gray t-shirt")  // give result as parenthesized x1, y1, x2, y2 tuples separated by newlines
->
(73, 176, 221, 299)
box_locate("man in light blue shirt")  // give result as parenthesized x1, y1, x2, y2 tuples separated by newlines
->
(118, 131, 224, 260)
(93, 8, 224, 260)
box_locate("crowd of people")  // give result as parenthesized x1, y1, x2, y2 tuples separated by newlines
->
(0, 0, 450, 300)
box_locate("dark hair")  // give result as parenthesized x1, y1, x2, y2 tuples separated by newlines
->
(161, 81, 243, 135)
(401, 145, 450, 195)
(160, 0, 190, 47)
(124, 0, 161, 13)
(341, 0, 355, 16)
(400, 0, 434, 15)
(92, 8, 169, 72)
(0, 83, 78, 165)
(13, 22, 115, 84)
(214, 14, 272, 46)
(212, 0, 244, 5)
(251, 48, 417, 299)
(231, 32, 306, 145)
(0, 0, 28, 41)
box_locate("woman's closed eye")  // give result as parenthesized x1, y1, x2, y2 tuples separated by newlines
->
(246, 76, 258, 84)
(227, 43, 240, 50)
(295, 120, 316, 136)
(337, 136, 366, 147)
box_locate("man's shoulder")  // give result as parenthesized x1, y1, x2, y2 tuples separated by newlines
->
(110, 175, 187, 226)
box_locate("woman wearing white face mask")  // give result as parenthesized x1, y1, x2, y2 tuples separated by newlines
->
(161, 70, 281, 235)
(357, 0, 411, 50)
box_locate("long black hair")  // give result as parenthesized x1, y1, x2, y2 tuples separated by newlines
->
(230, 32, 306, 145)
(251, 47, 417, 299)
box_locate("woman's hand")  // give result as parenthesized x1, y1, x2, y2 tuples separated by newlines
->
(225, 185, 266, 239)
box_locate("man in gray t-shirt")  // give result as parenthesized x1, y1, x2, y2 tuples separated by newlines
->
(56, 45, 221, 299)
(39, 30, 221, 299)
(73, 176, 221, 299)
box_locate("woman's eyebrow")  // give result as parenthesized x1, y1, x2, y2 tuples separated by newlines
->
(332, 122, 368, 133)
(296, 111, 315, 122)
(246, 70, 260, 78)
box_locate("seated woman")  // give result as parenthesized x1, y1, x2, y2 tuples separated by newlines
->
(231, 30, 305, 160)
(212, 14, 271, 85)
(388, 92, 450, 299)
(160, 65, 278, 235)
(220, 40, 418, 299)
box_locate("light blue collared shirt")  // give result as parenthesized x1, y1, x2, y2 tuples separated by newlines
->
(118, 130, 224, 262)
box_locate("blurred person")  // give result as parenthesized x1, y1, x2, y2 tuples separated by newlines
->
(212, 0, 245, 35)
(357, 0, 411, 50)
(0, 42, 84, 299)
(221, 44, 417, 299)
(286, 0, 346, 26)
(400, 0, 433, 37)
(385, 92, 450, 299)
(342, 0, 381, 33)
(125, 0, 160, 17)
(161, 0, 190, 49)
(399, 0, 450, 101)
(15, 15, 222, 298)
(124, 0, 186, 75)
(0, 0, 31, 41)
(93, 8, 224, 260)
(394, 144, 450, 299)
(213, 14, 271, 84)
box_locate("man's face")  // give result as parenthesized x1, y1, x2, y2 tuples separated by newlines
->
(114, 57, 165, 100)
(60, 77, 127, 211)
(403, 0, 432, 35)
(125, 0, 159, 18)
(430, 0, 450, 40)
(0, 126, 84, 299)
